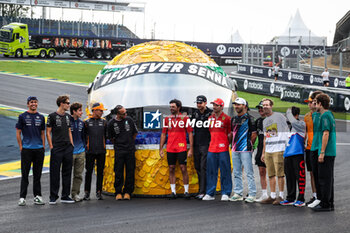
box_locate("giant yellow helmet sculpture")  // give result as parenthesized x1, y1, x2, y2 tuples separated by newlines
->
(88, 41, 236, 196)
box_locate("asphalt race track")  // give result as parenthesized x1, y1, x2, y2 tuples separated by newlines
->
(0, 67, 350, 233)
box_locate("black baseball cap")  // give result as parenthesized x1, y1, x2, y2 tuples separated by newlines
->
(256, 101, 263, 108)
(27, 96, 38, 103)
(195, 95, 207, 103)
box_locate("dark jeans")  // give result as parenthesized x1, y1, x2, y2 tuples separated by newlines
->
(85, 153, 106, 193)
(318, 156, 335, 208)
(50, 144, 73, 200)
(310, 150, 321, 199)
(114, 150, 135, 195)
(284, 155, 305, 202)
(194, 145, 208, 194)
(20, 148, 45, 198)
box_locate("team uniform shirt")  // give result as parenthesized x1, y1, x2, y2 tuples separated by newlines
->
(16, 112, 45, 149)
(231, 113, 256, 152)
(208, 112, 231, 153)
(255, 117, 265, 156)
(284, 109, 306, 157)
(318, 111, 336, 157)
(192, 107, 212, 147)
(162, 115, 193, 153)
(47, 112, 71, 148)
(108, 116, 138, 152)
(273, 66, 280, 75)
(70, 116, 85, 154)
(263, 112, 289, 153)
(310, 112, 321, 152)
(304, 112, 314, 150)
(84, 117, 107, 154)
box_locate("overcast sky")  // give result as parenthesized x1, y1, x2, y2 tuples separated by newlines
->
(35, 0, 348, 45)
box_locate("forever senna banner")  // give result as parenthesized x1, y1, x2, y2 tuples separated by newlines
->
(93, 62, 236, 91)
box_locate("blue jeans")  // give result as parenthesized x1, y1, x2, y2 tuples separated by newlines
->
(206, 151, 232, 196)
(232, 151, 256, 197)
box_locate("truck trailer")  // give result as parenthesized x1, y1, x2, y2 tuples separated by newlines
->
(0, 23, 129, 59)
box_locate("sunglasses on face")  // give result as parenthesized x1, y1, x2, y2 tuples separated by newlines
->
(64, 102, 70, 105)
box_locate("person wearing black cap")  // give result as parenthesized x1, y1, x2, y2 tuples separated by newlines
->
(83, 102, 108, 201)
(16, 96, 46, 206)
(191, 95, 213, 200)
(46, 95, 75, 204)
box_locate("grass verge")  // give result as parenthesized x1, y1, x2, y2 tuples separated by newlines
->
(0, 61, 104, 83)
(0, 61, 348, 120)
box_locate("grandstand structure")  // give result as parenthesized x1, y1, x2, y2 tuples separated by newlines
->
(0, 16, 138, 39)
(0, 0, 144, 39)
(333, 10, 350, 50)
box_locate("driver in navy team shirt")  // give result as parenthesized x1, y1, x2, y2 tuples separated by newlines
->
(16, 96, 46, 206)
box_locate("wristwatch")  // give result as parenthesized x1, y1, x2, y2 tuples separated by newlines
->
(320, 151, 325, 154)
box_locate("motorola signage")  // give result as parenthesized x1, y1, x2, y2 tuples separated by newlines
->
(231, 75, 350, 112)
(237, 64, 348, 90)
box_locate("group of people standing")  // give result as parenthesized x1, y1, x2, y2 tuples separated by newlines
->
(160, 93, 336, 212)
(16, 92, 336, 212)
(16, 95, 137, 205)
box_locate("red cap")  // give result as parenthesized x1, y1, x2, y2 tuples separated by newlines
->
(210, 98, 224, 106)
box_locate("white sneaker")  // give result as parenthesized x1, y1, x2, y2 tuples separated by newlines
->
(202, 194, 215, 201)
(34, 196, 45, 205)
(245, 196, 256, 203)
(229, 193, 243, 202)
(18, 198, 26, 206)
(308, 199, 321, 208)
(221, 195, 229, 201)
(255, 194, 268, 203)
(72, 195, 82, 202)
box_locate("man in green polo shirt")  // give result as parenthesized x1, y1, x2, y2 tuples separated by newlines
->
(312, 93, 336, 212)
(345, 73, 350, 89)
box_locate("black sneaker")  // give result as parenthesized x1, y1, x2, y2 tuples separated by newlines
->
(169, 192, 177, 200)
(184, 192, 191, 200)
(61, 197, 75, 204)
(83, 192, 90, 201)
(96, 192, 103, 200)
(306, 197, 316, 205)
(49, 197, 57, 205)
(312, 204, 331, 212)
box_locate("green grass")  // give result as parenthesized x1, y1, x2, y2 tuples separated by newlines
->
(237, 91, 350, 120)
(0, 61, 348, 120)
(0, 61, 104, 83)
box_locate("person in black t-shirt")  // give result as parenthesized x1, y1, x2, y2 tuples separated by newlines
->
(108, 105, 138, 201)
(16, 96, 46, 206)
(46, 95, 74, 204)
(254, 101, 268, 202)
(192, 95, 212, 200)
(83, 102, 108, 201)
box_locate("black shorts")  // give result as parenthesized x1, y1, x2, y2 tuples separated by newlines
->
(167, 151, 187, 165)
(274, 74, 278, 78)
(323, 81, 329, 86)
(305, 149, 312, 172)
(255, 150, 266, 167)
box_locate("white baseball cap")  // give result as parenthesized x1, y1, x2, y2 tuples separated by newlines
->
(233, 97, 247, 106)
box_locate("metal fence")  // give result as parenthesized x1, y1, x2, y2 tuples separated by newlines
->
(0, 16, 138, 39)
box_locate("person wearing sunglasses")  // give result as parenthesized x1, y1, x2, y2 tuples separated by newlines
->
(303, 91, 323, 207)
(46, 95, 74, 204)
(107, 105, 138, 201)
(83, 102, 108, 201)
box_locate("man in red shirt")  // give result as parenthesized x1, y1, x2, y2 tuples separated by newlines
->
(160, 99, 193, 199)
(202, 98, 232, 201)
